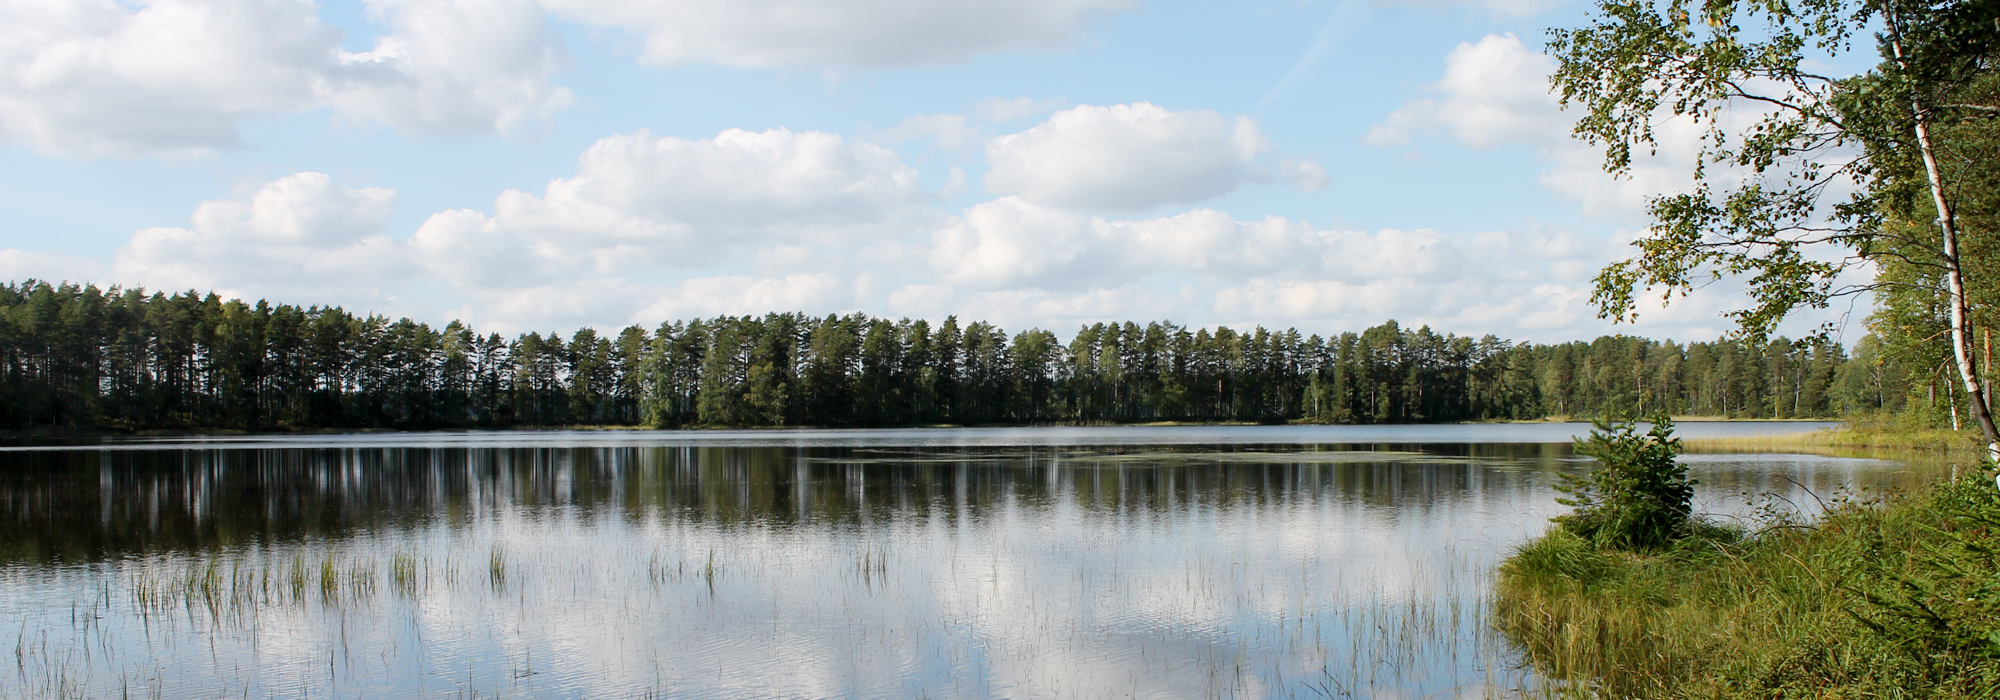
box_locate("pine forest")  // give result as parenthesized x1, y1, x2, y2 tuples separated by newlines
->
(0, 280, 1947, 433)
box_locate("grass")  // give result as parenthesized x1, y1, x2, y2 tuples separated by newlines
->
(1682, 417, 1987, 455)
(1495, 462, 2000, 698)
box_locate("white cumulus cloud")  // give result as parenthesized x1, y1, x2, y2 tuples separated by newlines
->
(81, 118, 1828, 343)
(99, 127, 938, 330)
(1208, 227, 1607, 335)
(0, 0, 570, 158)
(539, 0, 1135, 68)
(410, 127, 938, 291)
(915, 195, 1773, 341)
(930, 197, 1423, 291)
(631, 273, 852, 324)
(1366, 33, 1564, 150)
(942, 285, 1200, 333)
(386, 127, 937, 329)
(1367, 33, 1781, 220)
(112, 172, 414, 308)
(0, 0, 341, 158)
(984, 102, 1323, 212)
(329, 0, 573, 137)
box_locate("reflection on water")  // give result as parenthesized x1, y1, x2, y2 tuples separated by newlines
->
(0, 426, 1907, 698)
(0, 420, 1846, 452)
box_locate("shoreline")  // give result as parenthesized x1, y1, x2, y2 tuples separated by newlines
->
(1, 416, 1854, 441)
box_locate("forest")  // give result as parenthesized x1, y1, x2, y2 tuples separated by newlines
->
(0, 279, 1939, 432)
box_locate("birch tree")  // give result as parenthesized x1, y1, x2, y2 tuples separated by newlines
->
(1551, 0, 2000, 459)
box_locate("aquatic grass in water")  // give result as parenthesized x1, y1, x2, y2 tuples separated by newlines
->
(123, 547, 388, 623)
(488, 544, 508, 591)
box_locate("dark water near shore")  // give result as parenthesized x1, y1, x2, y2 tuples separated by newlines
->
(0, 422, 1912, 698)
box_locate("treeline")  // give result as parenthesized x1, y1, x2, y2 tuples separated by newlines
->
(0, 281, 1911, 432)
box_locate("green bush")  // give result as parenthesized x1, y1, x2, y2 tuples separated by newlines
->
(1555, 416, 1695, 551)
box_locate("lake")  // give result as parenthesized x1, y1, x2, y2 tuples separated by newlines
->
(0, 422, 1911, 698)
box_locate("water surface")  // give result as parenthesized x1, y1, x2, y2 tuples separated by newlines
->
(0, 422, 1908, 698)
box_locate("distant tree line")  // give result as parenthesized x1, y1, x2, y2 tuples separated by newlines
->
(0, 280, 1930, 432)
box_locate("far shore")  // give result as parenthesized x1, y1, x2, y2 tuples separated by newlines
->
(2, 416, 1841, 436)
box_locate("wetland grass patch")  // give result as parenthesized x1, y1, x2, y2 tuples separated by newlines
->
(1497, 470, 2000, 698)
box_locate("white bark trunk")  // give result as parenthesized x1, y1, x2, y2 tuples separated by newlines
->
(1888, 14, 2000, 464)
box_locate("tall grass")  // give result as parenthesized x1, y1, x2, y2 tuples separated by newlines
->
(1496, 466, 2000, 697)
(1682, 418, 1985, 454)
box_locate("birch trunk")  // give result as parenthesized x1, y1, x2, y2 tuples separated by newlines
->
(1887, 12, 2000, 464)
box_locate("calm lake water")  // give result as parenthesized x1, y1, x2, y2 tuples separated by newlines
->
(0, 422, 1914, 698)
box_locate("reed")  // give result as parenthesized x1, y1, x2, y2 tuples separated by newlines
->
(389, 550, 422, 597)
(487, 545, 508, 590)
(126, 547, 396, 622)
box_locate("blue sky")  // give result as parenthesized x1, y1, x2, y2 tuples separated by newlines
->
(0, 0, 1866, 342)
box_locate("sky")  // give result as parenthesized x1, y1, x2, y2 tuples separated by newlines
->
(0, 0, 1875, 343)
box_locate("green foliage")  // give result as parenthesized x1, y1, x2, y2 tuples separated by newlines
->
(1860, 65, 2000, 433)
(1554, 0, 2000, 352)
(0, 279, 1910, 431)
(1551, 0, 1879, 342)
(1555, 417, 1697, 551)
(1551, 0, 2000, 458)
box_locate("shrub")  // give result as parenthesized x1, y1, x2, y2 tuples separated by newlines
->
(1554, 416, 1695, 551)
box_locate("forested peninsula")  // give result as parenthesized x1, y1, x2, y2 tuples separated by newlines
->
(0, 280, 1923, 432)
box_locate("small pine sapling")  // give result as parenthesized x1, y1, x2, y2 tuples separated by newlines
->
(1555, 416, 1695, 551)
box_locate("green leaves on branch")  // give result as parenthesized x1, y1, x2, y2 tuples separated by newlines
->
(1549, 0, 1860, 174)
(1593, 181, 1851, 340)
(1549, 0, 2000, 343)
